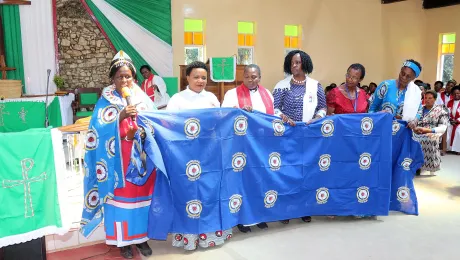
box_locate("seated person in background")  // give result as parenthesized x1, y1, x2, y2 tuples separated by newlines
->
(439, 80, 456, 106)
(326, 63, 368, 115)
(413, 90, 449, 176)
(367, 82, 377, 104)
(446, 86, 460, 155)
(434, 81, 444, 93)
(362, 85, 369, 94)
(140, 65, 170, 109)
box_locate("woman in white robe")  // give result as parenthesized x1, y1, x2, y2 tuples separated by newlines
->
(166, 61, 230, 250)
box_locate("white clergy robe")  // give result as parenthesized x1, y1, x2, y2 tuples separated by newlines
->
(221, 88, 274, 113)
(447, 100, 460, 152)
(166, 87, 220, 110)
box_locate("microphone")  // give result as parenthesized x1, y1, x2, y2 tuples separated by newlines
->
(44, 69, 51, 128)
(121, 87, 136, 121)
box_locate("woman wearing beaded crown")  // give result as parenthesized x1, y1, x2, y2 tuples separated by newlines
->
(81, 51, 156, 259)
(272, 50, 327, 224)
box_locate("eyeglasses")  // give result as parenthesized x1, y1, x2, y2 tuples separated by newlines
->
(345, 73, 360, 82)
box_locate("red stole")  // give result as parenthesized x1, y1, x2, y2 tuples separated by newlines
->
(236, 84, 274, 115)
(142, 74, 155, 101)
(447, 100, 460, 146)
(441, 92, 452, 104)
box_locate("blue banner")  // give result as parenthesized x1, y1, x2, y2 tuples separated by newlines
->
(126, 109, 423, 240)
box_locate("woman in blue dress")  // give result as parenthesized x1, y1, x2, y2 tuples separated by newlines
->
(272, 50, 327, 224)
(369, 59, 423, 128)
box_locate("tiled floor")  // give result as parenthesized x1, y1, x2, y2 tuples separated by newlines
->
(47, 243, 142, 260)
(47, 154, 460, 260)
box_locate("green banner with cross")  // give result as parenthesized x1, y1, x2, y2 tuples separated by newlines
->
(210, 57, 236, 82)
(0, 128, 63, 247)
(0, 99, 62, 133)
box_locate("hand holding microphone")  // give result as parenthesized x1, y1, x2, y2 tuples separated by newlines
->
(120, 87, 138, 122)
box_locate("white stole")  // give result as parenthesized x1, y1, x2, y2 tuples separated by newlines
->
(274, 75, 318, 122)
(402, 81, 422, 121)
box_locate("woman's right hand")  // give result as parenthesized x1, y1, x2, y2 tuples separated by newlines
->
(280, 114, 295, 126)
(119, 105, 138, 122)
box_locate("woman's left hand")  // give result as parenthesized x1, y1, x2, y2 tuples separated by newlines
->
(414, 127, 429, 134)
(306, 116, 322, 125)
(126, 120, 138, 140)
(241, 106, 253, 112)
(407, 120, 417, 129)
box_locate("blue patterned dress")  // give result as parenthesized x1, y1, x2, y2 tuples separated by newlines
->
(273, 82, 327, 121)
(369, 79, 422, 119)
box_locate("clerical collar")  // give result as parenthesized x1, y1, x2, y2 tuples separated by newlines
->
(247, 85, 258, 93)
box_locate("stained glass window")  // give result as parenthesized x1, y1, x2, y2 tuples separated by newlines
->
(184, 19, 205, 64)
(438, 33, 455, 82)
(237, 22, 255, 65)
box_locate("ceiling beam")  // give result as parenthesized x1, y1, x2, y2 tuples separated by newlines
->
(0, 0, 31, 5)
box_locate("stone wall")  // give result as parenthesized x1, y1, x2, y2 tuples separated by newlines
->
(56, 0, 115, 89)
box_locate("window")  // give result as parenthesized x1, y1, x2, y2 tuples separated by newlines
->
(284, 25, 301, 55)
(184, 19, 205, 65)
(237, 21, 255, 65)
(438, 33, 455, 83)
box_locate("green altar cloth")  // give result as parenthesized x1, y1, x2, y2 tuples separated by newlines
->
(0, 97, 62, 133)
(0, 128, 71, 247)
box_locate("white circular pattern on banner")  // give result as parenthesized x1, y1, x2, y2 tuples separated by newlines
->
(232, 153, 247, 172)
(184, 118, 200, 139)
(397, 187, 410, 203)
(382, 103, 395, 115)
(105, 137, 115, 157)
(85, 188, 100, 210)
(319, 154, 331, 171)
(272, 119, 285, 136)
(359, 153, 372, 170)
(401, 158, 413, 171)
(321, 120, 335, 137)
(316, 187, 329, 204)
(95, 161, 108, 182)
(229, 194, 243, 213)
(269, 152, 281, 171)
(186, 160, 202, 181)
(101, 105, 119, 124)
(186, 200, 202, 219)
(85, 129, 99, 151)
(361, 117, 374, 135)
(357, 186, 370, 203)
(392, 121, 401, 135)
(234, 116, 248, 136)
(264, 190, 278, 208)
(378, 84, 388, 99)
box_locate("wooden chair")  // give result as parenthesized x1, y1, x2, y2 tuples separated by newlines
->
(72, 88, 102, 123)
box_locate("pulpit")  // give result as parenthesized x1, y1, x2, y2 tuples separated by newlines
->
(179, 64, 245, 103)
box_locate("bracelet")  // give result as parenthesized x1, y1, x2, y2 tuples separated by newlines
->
(431, 128, 435, 133)
(124, 136, 133, 141)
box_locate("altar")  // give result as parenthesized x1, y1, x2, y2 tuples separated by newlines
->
(0, 94, 75, 133)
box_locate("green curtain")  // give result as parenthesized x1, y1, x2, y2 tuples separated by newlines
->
(0, 5, 25, 93)
(105, 0, 172, 45)
(86, 0, 157, 76)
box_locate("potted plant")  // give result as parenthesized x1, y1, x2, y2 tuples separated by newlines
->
(53, 75, 67, 95)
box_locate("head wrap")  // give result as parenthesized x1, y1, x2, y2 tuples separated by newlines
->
(109, 50, 136, 74)
(402, 60, 421, 78)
